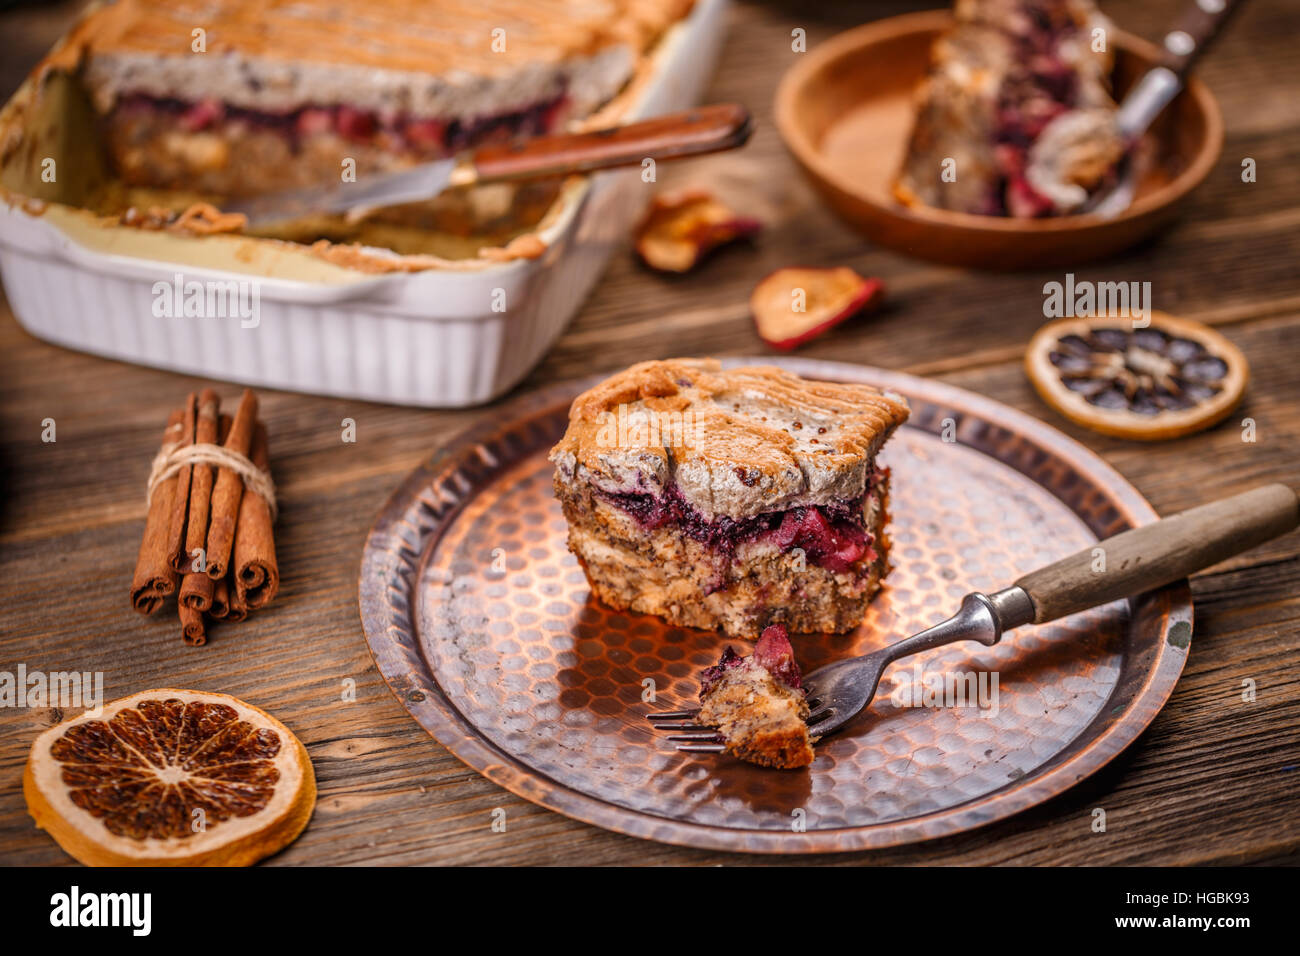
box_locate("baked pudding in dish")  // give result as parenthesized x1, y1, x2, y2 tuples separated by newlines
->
(894, 0, 1124, 217)
(41, 0, 695, 198)
(550, 358, 909, 637)
(698, 624, 814, 769)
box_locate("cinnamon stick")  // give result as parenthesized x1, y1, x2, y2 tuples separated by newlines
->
(205, 389, 259, 580)
(177, 408, 232, 613)
(179, 602, 207, 646)
(224, 573, 248, 623)
(179, 389, 220, 575)
(233, 422, 278, 609)
(164, 392, 197, 573)
(179, 570, 213, 612)
(130, 408, 184, 614)
(209, 576, 231, 620)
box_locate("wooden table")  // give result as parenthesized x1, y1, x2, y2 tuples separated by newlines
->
(2, 0, 1298, 866)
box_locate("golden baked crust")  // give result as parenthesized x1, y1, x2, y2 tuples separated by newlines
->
(43, 0, 696, 79)
(551, 358, 910, 520)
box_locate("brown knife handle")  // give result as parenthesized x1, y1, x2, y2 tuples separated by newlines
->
(1157, 0, 1244, 77)
(1015, 483, 1299, 624)
(464, 103, 753, 184)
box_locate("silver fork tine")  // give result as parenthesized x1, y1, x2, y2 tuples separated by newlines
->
(648, 709, 697, 721)
(648, 705, 725, 751)
(806, 713, 837, 736)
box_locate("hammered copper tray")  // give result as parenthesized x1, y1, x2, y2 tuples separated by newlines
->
(359, 359, 1192, 853)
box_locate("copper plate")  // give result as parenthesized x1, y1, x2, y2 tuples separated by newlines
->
(359, 359, 1192, 853)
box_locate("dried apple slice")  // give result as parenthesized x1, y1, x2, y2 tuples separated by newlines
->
(752, 267, 884, 350)
(635, 190, 762, 273)
(24, 688, 315, 866)
(1025, 312, 1249, 440)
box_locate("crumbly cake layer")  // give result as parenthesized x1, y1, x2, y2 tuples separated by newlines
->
(895, 0, 1116, 217)
(550, 358, 910, 521)
(698, 635, 813, 770)
(555, 468, 893, 636)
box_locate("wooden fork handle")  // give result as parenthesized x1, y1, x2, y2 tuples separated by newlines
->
(462, 103, 753, 184)
(1015, 483, 1299, 624)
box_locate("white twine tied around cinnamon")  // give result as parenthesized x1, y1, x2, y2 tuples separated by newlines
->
(147, 440, 278, 520)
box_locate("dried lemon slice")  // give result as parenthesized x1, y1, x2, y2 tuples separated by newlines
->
(1025, 312, 1249, 440)
(24, 689, 315, 866)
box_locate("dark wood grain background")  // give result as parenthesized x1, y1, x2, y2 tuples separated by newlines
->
(1, 0, 1297, 866)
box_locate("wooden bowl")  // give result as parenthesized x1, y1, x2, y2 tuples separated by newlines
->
(774, 11, 1223, 270)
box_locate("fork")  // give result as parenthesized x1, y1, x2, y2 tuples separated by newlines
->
(649, 483, 1298, 753)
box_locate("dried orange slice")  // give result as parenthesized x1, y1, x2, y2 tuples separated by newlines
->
(1025, 312, 1249, 440)
(635, 190, 761, 273)
(24, 689, 315, 866)
(752, 267, 884, 350)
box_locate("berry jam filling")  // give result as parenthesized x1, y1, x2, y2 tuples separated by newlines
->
(114, 92, 569, 159)
(597, 472, 882, 575)
(765, 505, 871, 574)
(753, 624, 802, 690)
(984, 6, 1091, 216)
(699, 624, 803, 698)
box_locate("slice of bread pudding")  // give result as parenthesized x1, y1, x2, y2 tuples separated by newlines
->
(47, 0, 695, 197)
(550, 358, 909, 636)
(894, 0, 1122, 217)
(698, 624, 813, 769)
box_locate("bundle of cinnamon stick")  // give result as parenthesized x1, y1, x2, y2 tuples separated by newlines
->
(129, 388, 280, 645)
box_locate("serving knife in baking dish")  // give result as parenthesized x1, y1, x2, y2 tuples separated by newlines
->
(652, 482, 1299, 751)
(224, 103, 753, 231)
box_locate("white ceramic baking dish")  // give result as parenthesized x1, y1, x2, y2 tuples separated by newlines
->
(0, 0, 728, 407)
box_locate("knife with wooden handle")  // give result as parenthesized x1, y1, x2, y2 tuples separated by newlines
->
(225, 103, 753, 231)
